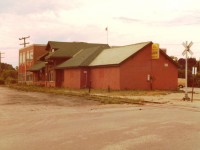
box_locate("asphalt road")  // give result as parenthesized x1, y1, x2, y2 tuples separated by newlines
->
(0, 86, 200, 150)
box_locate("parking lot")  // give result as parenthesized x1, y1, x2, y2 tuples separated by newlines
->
(0, 86, 200, 150)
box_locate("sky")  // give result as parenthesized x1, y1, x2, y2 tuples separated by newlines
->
(1, 0, 200, 67)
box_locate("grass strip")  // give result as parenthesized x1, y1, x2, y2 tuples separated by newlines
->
(7, 84, 176, 105)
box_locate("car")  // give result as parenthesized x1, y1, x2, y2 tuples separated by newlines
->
(178, 78, 186, 88)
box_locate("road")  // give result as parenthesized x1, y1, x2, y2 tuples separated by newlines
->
(0, 86, 200, 150)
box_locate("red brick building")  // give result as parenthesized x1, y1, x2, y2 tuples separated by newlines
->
(56, 41, 178, 90)
(18, 44, 46, 84)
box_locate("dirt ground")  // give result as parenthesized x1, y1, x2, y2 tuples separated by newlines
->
(1, 86, 200, 150)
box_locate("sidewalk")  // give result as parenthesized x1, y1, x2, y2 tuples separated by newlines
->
(91, 87, 200, 109)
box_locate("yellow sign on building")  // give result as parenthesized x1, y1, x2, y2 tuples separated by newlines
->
(152, 43, 159, 59)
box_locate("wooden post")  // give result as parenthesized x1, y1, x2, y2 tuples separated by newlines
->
(88, 81, 91, 93)
(108, 85, 110, 92)
(191, 75, 194, 102)
(191, 67, 197, 102)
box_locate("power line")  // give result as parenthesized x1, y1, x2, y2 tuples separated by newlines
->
(160, 43, 180, 45)
(19, 36, 30, 47)
(160, 41, 200, 46)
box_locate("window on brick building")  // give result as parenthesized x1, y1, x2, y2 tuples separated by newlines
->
(26, 51, 30, 60)
(30, 50, 33, 60)
(19, 53, 23, 65)
(22, 52, 26, 63)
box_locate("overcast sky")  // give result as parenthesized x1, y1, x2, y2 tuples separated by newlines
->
(1, 0, 200, 67)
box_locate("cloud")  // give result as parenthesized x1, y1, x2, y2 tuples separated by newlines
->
(0, 0, 82, 15)
(114, 17, 143, 24)
(1, 0, 200, 67)
(156, 13, 200, 26)
(115, 11, 200, 27)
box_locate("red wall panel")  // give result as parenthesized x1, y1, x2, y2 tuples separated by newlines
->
(120, 44, 178, 90)
(90, 67, 120, 90)
(63, 68, 81, 89)
(151, 54, 178, 90)
(120, 45, 152, 90)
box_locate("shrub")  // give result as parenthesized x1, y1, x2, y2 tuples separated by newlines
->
(5, 77, 17, 84)
(0, 78, 5, 85)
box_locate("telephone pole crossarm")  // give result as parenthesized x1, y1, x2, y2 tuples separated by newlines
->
(19, 36, 30, 47)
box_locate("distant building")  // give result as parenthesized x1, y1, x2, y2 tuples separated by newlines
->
(18, 44, 46, 84)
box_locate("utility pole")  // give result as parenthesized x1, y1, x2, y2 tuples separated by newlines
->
(19, 36, 30, 47)
(182, 41, 193, 101)
(0, 52, 5, 71)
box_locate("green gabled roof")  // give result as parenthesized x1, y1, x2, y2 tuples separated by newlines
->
(89, 41, 152, 66)
(28, 61, 45, 72)
(45, 52, 54, 60)
(46, 41, 108, 59)
(37, 52, 49, 61)
(56, 45, 109, 69)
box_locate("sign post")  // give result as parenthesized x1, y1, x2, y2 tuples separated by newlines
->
(182, 41, 193, 101)
(191, 67, 197, 102)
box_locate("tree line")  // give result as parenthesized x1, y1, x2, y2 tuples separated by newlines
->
(176, 57, 200, 87)
(0, 63, 18, 84)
